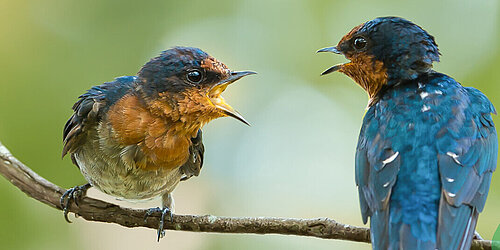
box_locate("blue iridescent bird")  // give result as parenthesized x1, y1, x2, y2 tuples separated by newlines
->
(61, 47, 255, 240)
(318, 17, 497, 249)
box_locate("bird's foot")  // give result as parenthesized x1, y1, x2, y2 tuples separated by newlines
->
(60, 183, 91, 223)
(473, 231, 483, 240)
(144, 207, 174, 241)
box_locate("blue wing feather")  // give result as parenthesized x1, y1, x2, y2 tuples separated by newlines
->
(436, 87, 497, 249)
(62, 76, 136, 157)
(356, 106, 401, 250)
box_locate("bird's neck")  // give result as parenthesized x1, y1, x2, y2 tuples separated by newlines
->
(340, 59, 388, 106)
(107, 91, 219, 170)
(144, 88, 223, 130)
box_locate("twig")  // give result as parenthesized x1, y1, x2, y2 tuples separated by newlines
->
(0, 141, 492, 249)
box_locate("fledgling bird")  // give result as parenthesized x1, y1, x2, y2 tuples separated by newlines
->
(61, 46, 255, 240)
(318, 17, 497, 249)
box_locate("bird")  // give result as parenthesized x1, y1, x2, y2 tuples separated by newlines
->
(318, 17, 497, 249)
(61, 46, 255, 240)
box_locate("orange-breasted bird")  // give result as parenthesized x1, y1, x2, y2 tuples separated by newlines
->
(318, 17, 497, 249)
(61, 46, 255, 240)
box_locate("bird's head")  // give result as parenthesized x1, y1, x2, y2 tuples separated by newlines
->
(318, 17, 440, 102)
(136, 47, 255, 126)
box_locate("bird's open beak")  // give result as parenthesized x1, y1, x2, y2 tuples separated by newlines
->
(208, 71, 256, 126)
(317, 46, 345, 76)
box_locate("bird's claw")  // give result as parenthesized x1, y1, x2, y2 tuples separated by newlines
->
(144, 207, 174, 241)
(60, 183, 91, 223)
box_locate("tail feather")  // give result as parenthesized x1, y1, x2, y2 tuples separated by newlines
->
(398, 224, 436, 250)
(386, 206, 436, 250)
(437, 196, 477, 250)
(370, 210, 390, 250)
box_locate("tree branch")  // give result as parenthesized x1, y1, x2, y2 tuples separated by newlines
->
(0, 141, 492, 249)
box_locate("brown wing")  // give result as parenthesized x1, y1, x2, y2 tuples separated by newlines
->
(180, 129, 205, 181)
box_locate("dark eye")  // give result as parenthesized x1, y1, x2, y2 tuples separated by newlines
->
(186, 69, 203, 84)
(353, 37, 367, 50)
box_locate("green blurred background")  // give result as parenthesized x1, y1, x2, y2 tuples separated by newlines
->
(1, 0, 499, 249)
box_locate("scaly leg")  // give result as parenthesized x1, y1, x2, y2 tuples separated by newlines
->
(144, 193, 175, 241)
(60, 183, 91, 223)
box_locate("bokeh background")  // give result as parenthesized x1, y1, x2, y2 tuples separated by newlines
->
(1, 0, 499, 249)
